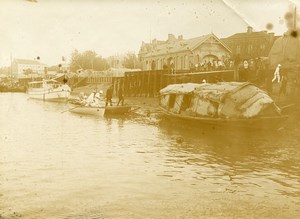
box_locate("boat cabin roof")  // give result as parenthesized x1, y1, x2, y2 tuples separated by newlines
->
(159, 82, 252, 96)
(159, 83, 202, 95)
(28, 79, 61, 84)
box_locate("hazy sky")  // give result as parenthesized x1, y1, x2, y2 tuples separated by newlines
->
(0, 0, 298, 67)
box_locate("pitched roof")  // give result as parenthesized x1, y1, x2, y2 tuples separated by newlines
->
(223, 31, 273, 39)
(13, 59, 46, 65)
(142, 33, 231, 58)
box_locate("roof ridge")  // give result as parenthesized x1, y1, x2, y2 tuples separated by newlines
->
(13, 58, 45, 65)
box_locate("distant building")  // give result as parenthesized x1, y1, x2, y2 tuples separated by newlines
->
(60, 63, 70, 73)
(221, 26, 280, 60)
(12, 59, 47, 76)
(138, 33, 232, 71)
(106, 55, 125, 68)
(87, 68, 141, 84)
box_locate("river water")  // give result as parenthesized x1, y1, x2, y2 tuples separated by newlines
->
(0, 93, 299, 219)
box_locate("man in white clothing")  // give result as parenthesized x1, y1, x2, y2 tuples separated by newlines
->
(272, 64, 281, 83)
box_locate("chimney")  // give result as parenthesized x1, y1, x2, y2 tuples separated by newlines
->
(178, 35, 183, 40)
(168, 33, 176, 42)
(247, 26, 253, 33)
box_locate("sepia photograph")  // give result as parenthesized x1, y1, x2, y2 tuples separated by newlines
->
(0, 0, 300, 218)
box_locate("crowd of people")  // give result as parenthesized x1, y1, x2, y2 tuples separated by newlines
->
(190, 59, 229, 72)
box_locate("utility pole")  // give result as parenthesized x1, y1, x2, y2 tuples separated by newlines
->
(10, 53, 12, 78)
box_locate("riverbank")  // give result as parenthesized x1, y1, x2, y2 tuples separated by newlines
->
(71, 84, 160, 110)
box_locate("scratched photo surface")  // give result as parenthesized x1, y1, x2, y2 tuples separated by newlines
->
(0, 0, 300, 218)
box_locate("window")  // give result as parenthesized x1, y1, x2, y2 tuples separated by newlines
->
(181, 94, 192, 111)
(168, 94, 176, 109)
(236, 45, 241, 54)
(248, 44, 253, 54)
(181, 56, 184, 69)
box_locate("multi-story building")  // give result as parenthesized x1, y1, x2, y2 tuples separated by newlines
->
(12, 59, 47, 76)
(221, 26, 279, 60)
(138, 33, 232, 71)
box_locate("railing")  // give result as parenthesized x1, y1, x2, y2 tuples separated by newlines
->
(87, 76, 112, 84)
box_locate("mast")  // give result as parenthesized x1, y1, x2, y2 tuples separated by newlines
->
(10, 53, 12, 79)
(294, 6, 297, 30)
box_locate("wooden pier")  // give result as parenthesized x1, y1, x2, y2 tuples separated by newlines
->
(123, 69, 234, 97)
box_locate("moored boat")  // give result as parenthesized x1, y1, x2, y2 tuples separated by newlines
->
(69, 105, 105, 116)
(159, 82, 287, 129)
(27, 79, 71, 101)
(69, 104, 132, 116)
(68, 92, 133, 116)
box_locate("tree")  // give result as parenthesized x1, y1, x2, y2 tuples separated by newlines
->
(93, 55, 109, 71)
(123, 52, 139, 69)
(70, 49, 109, 72)
(70, 49, 81, 72)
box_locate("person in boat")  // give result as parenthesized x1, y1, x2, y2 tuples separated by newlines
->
(106, 86, 113, 106)
(83, 90, 100, 107)
(85, 90, 96, 106)
(94, 90, 103, 101)
(78, 92, 87, 105)
(93, 91, 103, 106)
(117, 87, 124, 106)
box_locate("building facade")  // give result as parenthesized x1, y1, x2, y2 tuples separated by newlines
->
(12, 59, 47, 76)
(138, 33, 232, 71)
(221, 26, 279, 60)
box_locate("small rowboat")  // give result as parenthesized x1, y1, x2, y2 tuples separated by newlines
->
(68, 104, 134, 116)
(69, 105, 105, 116)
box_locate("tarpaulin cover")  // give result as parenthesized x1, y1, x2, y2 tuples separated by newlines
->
(159, 83, 202, 95)
(160, 82, 281, 119)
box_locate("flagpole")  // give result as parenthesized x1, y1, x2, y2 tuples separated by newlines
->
(10, 53, 12, 78)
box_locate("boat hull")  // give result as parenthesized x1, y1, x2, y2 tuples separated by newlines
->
(161, 110, 287, 130)
(69, 105, 132, 116)
(27, 81, 71, 102)
(105, 106, 131, 115)
(69, 106, 104, 116)
(28, 90, 70, 102)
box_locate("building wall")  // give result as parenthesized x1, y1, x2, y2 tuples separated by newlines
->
(12, 62, 46, 75)
(224, 37, 273, 59)
(221, 27, 277, 60)
(140, 42, 231, 71)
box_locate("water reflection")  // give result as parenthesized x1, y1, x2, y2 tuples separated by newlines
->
(0, 93, 299, 218)
(159, 120, 300, 199)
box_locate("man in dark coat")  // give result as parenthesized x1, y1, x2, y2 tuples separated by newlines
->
(117, 88, 124, 106)
(106, 86, 113, 106)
